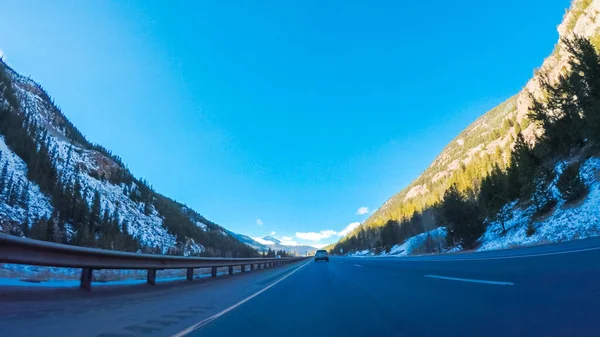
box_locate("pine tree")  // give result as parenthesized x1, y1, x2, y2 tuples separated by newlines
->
(380, 219, 400, 252)
(529, 72, 585, 154)
(29, 218, 48, 241)
(494, 146, 503, 164)
(22, 199, 30, 237)
(556, 162, 587, 202)
(561, 36, 600, 143)
(479, 165, 512, 233)
(19, 181, 29, 208)
(506, 160, 521, 199)
(6, 174, 16, 205)
(46, 214, 56, 242)
(531, 169, 557, 216)
(121, 219, 140, 252)
(90, 190, 102, 235)
(0, 160, 6, 194)
(74, 190, 93, 247)
(510, 133, 539, 199)
(65, 144, 73, 167)
(441, 184, 484, 249)
(56, 216, 67, 244)
(101, 209, 111, 231)
(514, 122, 522, 135)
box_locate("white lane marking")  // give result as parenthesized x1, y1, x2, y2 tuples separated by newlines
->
(436, 246, 600, 261)
(424, 274, 514, 286)
(170, 259, 312, 337)
(353, 264, 363, 267)
(352, 245, 600, 262)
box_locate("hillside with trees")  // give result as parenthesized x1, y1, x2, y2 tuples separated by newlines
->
(0, 59, 257, 258)
(332, 0, 600, 255)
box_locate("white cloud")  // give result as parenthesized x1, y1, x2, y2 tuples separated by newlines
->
(356, 207, 369, 215)
(338, 222, 361, 237)
(256, 219, 263, 226)
(253, 237, 274, 245)
(282, 236, 293, 241)
(270, 231, 276, 236)
(294, 223, 362, 243)
(295, 230, 337, 242)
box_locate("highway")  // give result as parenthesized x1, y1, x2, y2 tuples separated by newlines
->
(2, 238, 600, 337)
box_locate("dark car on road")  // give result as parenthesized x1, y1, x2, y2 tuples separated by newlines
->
(314, 250, 329, 262)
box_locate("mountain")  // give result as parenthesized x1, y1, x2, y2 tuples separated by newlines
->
(221, 229, 317, 256)
(0, 60, 258, 257)
(334, 0, 600, 253)
(261, 235, 281, 245)
(262, 242, 316, 256)
(257, 235, 317, 255)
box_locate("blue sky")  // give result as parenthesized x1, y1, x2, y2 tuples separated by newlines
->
(0, 0, 569, 248)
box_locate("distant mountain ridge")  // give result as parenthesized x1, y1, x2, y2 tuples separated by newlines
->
(224, 230, 317, 256)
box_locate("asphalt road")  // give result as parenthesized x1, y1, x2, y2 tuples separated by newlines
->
(3, 238, 600, 337)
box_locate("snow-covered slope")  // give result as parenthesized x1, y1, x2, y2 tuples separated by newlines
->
(478, 157, 600, 251)
(0, 60, 256, 257)
(0, 136, 52, 229)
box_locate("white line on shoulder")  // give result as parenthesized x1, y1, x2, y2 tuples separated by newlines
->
(351, 245, 600, 262)
(424, 274, 514, 286)
(170, 259, 311, 337)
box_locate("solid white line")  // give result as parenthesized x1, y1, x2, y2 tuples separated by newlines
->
(170, 259, 312, 337)
(440, 246, 600, 261)
(352, 264, 363, 267)
(424, 274, 514, 286)
(353, 245, 600, 262)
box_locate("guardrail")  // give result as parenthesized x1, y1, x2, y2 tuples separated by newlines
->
(0, 234, 306, 291)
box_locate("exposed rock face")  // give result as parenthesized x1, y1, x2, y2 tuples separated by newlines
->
(363, 0, 600, 230)
(517, 0, 600, 142)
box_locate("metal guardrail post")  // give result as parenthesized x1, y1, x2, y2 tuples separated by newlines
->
(187, 268, 194, 281)
(250, 263, 255, 271)
(147, 269, 157, 285)
(80, 268, 92, 291)
(241, 265, 246, 273)
(211, 266, 217, 278)
(228, 265, 233, 275)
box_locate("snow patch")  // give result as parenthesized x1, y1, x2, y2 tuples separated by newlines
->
(253, 237, 275, 245)
(383, 227, 447, 256)
(478, 157, 600, 251)
(0, 136, 53, 230)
